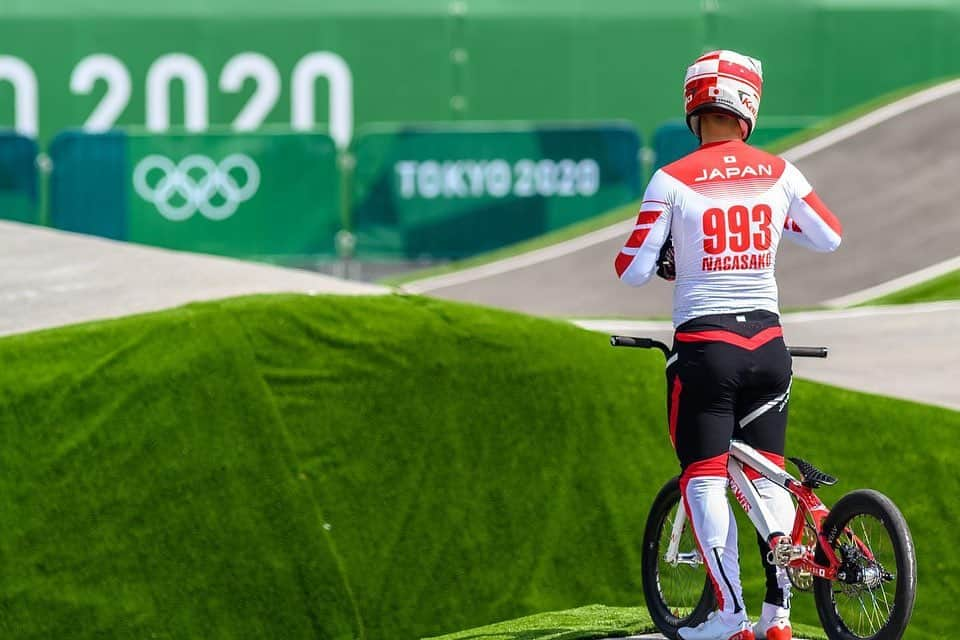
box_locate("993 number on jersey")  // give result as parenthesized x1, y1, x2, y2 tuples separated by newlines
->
(701, 204, 774, 272)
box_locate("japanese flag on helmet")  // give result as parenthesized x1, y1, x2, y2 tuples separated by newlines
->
(685, 50, 763, 141)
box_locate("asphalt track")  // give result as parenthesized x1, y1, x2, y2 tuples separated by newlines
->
(0, 221, 387, 337)
(412, 85, 960, 319)
(577, 301, 960, 412)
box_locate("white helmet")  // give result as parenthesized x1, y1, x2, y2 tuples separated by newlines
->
(684, 49, 763, 141)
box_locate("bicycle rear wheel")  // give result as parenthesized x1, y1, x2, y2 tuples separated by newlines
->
(641, 476, 715, 639)
(813, 489, 916, 640)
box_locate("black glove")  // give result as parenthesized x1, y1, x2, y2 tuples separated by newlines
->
(656, 236, 676, 282)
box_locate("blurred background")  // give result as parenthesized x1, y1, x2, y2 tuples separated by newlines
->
(0, 0, 957, 280)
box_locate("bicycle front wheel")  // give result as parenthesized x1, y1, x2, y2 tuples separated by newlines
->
(641, 476, 715, 639)
(813, 489, 917, 640)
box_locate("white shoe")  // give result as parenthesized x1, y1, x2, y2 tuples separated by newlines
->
(678, 611, 755, 640)
(753, 603, 791, 640)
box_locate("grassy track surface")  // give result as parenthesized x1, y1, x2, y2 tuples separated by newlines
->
(427, 604, 828, 640)
(0, 294, 953, 639)
(862, 269, 960, 305)
(426, 605, 652, 640)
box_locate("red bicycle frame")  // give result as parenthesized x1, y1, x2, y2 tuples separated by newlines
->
(726, 440, 872, 583)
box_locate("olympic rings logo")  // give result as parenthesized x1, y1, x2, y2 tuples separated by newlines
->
(133, 154, 261, 221)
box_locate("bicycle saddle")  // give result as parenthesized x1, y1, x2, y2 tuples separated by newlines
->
(788, 457, 838, 488)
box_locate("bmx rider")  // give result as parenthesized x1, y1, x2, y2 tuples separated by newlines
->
(615, 50, 843, 640)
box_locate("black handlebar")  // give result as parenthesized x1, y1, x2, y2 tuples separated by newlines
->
(785, 346, 829, 358)
(610, 335, 671, 356)
(610, 335, 828, 359)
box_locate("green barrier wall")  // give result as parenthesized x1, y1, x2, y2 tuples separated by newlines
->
(0, 133, 39, 224)
(350, 123, 640, 259)
(50, 131, 341, 259)
(0, 1, 956, 146)
(49, 131, 128, 239)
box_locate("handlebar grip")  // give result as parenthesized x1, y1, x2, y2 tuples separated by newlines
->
(788, 346, 829, 358)
(610, 336, 654, 348)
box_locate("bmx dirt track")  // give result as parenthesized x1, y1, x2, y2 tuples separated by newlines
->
(408, 81, 960, 319)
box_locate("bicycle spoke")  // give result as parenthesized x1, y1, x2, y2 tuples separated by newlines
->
(813, 490, 914, 640)
(877, 581, 893, 617)
(862, 589, 880, 633)
(858, 520, 883, 633)
(830, 514, 899, 637)
(656, 505, 704, 616)
(860, 519, 871, 549)
(864, 518, 894, 631)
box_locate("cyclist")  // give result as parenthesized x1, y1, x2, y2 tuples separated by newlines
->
(614, 50, 842, 640)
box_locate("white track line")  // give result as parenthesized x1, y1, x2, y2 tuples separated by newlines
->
(823, 255, 960, 308)
(574, 317, 672, 333)
(779, 300, 960, 322)
(401, 78, 960, 295)
(782, 78, 960, 162)
(572, 300, 960, 333)
(400, 217, 635, 294)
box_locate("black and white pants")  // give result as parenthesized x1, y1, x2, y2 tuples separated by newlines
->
(666, 310, 795, 616)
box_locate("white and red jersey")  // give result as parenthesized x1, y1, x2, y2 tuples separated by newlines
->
(615, 140, 842, 326)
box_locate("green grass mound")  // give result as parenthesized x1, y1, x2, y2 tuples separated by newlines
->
(0, 294, 955, 639)
(427, 604, 652, 640)
(863, 268, 960, 305)
(426, 604, 829, 640)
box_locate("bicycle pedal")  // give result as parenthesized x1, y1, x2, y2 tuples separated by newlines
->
(767, 537, 804, 567)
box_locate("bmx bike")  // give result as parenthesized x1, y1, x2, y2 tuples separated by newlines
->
(610, 335, 917, 640)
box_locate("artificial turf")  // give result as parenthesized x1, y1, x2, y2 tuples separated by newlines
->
(0, 293, 953, 639)
(425, 604, 653, 640)
(862, 269, 960, 305)
(425, 604, 828, 640)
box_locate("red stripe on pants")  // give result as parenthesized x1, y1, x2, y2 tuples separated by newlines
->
(675, 326, 783, 351)
(669, 376, 683, 449)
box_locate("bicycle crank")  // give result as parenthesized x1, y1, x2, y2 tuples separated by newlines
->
(767, 537, 805, 567)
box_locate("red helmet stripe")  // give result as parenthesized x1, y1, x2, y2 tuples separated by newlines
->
(684, 50, 763, 140)
(718, 60, 762, 93)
